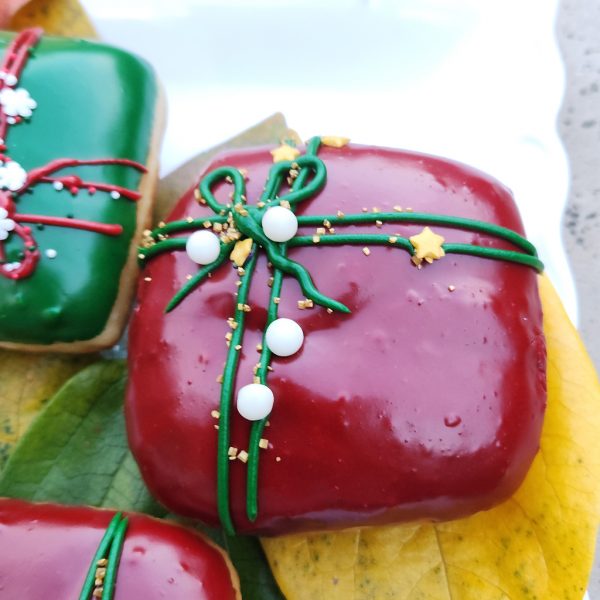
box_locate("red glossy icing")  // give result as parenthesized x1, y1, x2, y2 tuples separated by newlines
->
(0, 499, 239, 599)
(126, 144, 546, 536)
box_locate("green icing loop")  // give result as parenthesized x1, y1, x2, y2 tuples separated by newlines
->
(78, 512, 128, 600)
(139, 135, 543, 533)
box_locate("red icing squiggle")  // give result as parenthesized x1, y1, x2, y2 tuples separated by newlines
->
(0, 29, 147, 280)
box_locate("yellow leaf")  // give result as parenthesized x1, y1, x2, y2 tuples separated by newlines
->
(10, 0, 96, 38)
(262, 274, 600, 600)
(0, 350, 94, 468)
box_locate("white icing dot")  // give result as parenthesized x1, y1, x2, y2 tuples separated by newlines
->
(45, 249, 57, 259)
(237, 383, 274, 421)
(110, 190, 121, 199)
(185, 230, 221, 265)
(265, 318, 304, 357)
(53, 181, 64, 191)
(262, 206, 298, 242)
(5, 74, 17, 87)
(6, 117, 15, 125)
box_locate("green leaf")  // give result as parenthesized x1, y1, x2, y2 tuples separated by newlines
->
(0, 360, 284, 600)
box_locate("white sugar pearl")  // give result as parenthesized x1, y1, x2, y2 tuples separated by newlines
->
(186, 230, 221, 265)
(237, 383, 274, 421)
(262, 206, 298, 242)
(265, 318, 304, 357)
(45, 248, 57, 259)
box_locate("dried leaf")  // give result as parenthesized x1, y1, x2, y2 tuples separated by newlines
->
(10, 0, 96, 38)
(262, 274, 600, 600)
(0, 350, 93, 469)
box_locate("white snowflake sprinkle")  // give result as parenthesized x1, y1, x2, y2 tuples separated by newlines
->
(0, 87, 36, 119)
(0, 160, 27, 191)
(0, 208, 16, 241)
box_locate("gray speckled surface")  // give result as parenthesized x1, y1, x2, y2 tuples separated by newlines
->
(557, 0, 600, 595)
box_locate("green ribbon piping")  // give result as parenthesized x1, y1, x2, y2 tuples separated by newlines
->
(78, 512, 128, 600)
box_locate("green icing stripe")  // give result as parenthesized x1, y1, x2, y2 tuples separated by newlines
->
(296, 212, 538, 256)
(217, 248, 259, 536)
(139, 134, 543, 532)
(78, 512, 128, 600)
(289, 234, 544, 272)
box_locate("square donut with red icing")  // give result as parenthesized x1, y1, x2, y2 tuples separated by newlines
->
(0, 29, 161, 352)
(126, 137, 546, 536)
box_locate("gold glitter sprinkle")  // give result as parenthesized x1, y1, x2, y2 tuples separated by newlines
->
(316, 227, 326, 235)
(97, 559, 108, 567)
(327, 308, 334, 314)
(271, 144, 300, 163)
(239, 168, 249, 179)
(280, 200, 291, 210)
(158, 221, 166, 228)
(235, 344, 242, 351)
(257, 201, 266, 208)
(256, 343, 263, 352)
(320, 135, 350, 148)
(406, 207, 414, 212)
(186, 274, 193, 280)
(211, 410, 220, 419)
(389, 236, 398, 244)
(267, 277, 274, 287)
(228, 446, 238, 457)
(214, 424, 220, 430)
(186, 216, 194, 224)
(237, 267, 246, 276)
(233, 203, 249, 217)
(227, 319, 238, 330)
(259, 438, 269, 449)
(375, 220, 383, 228)
(230, 237, 253, 267)
(448, 285, 456, 292)
(362, 207, 368, 213)
(238, 450, 249, 463)
(236, 280, 242, 287)
(194, 188, 201, 200)
(409, 227, 445, 265)
(203, 220, 212, 229)
(253, 376, 260, 384)
(274, 297, 280, 304)
(138, 253, 145, 260)
(225, 175, 233, 184)
(313, 235, 321, 243)
(363, 247, 371, 256)
(213, 222, 223, 233)
(225, 332, 233, 342)
(337, 210, 345, 218)
(393, 205, 403, 212)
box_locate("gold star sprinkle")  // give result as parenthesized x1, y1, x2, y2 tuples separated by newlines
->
(320, 135, 350, 148)
(230, 238, 253, 267)
(271, 144, 300, 163)
(409, 227, 446, 266)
